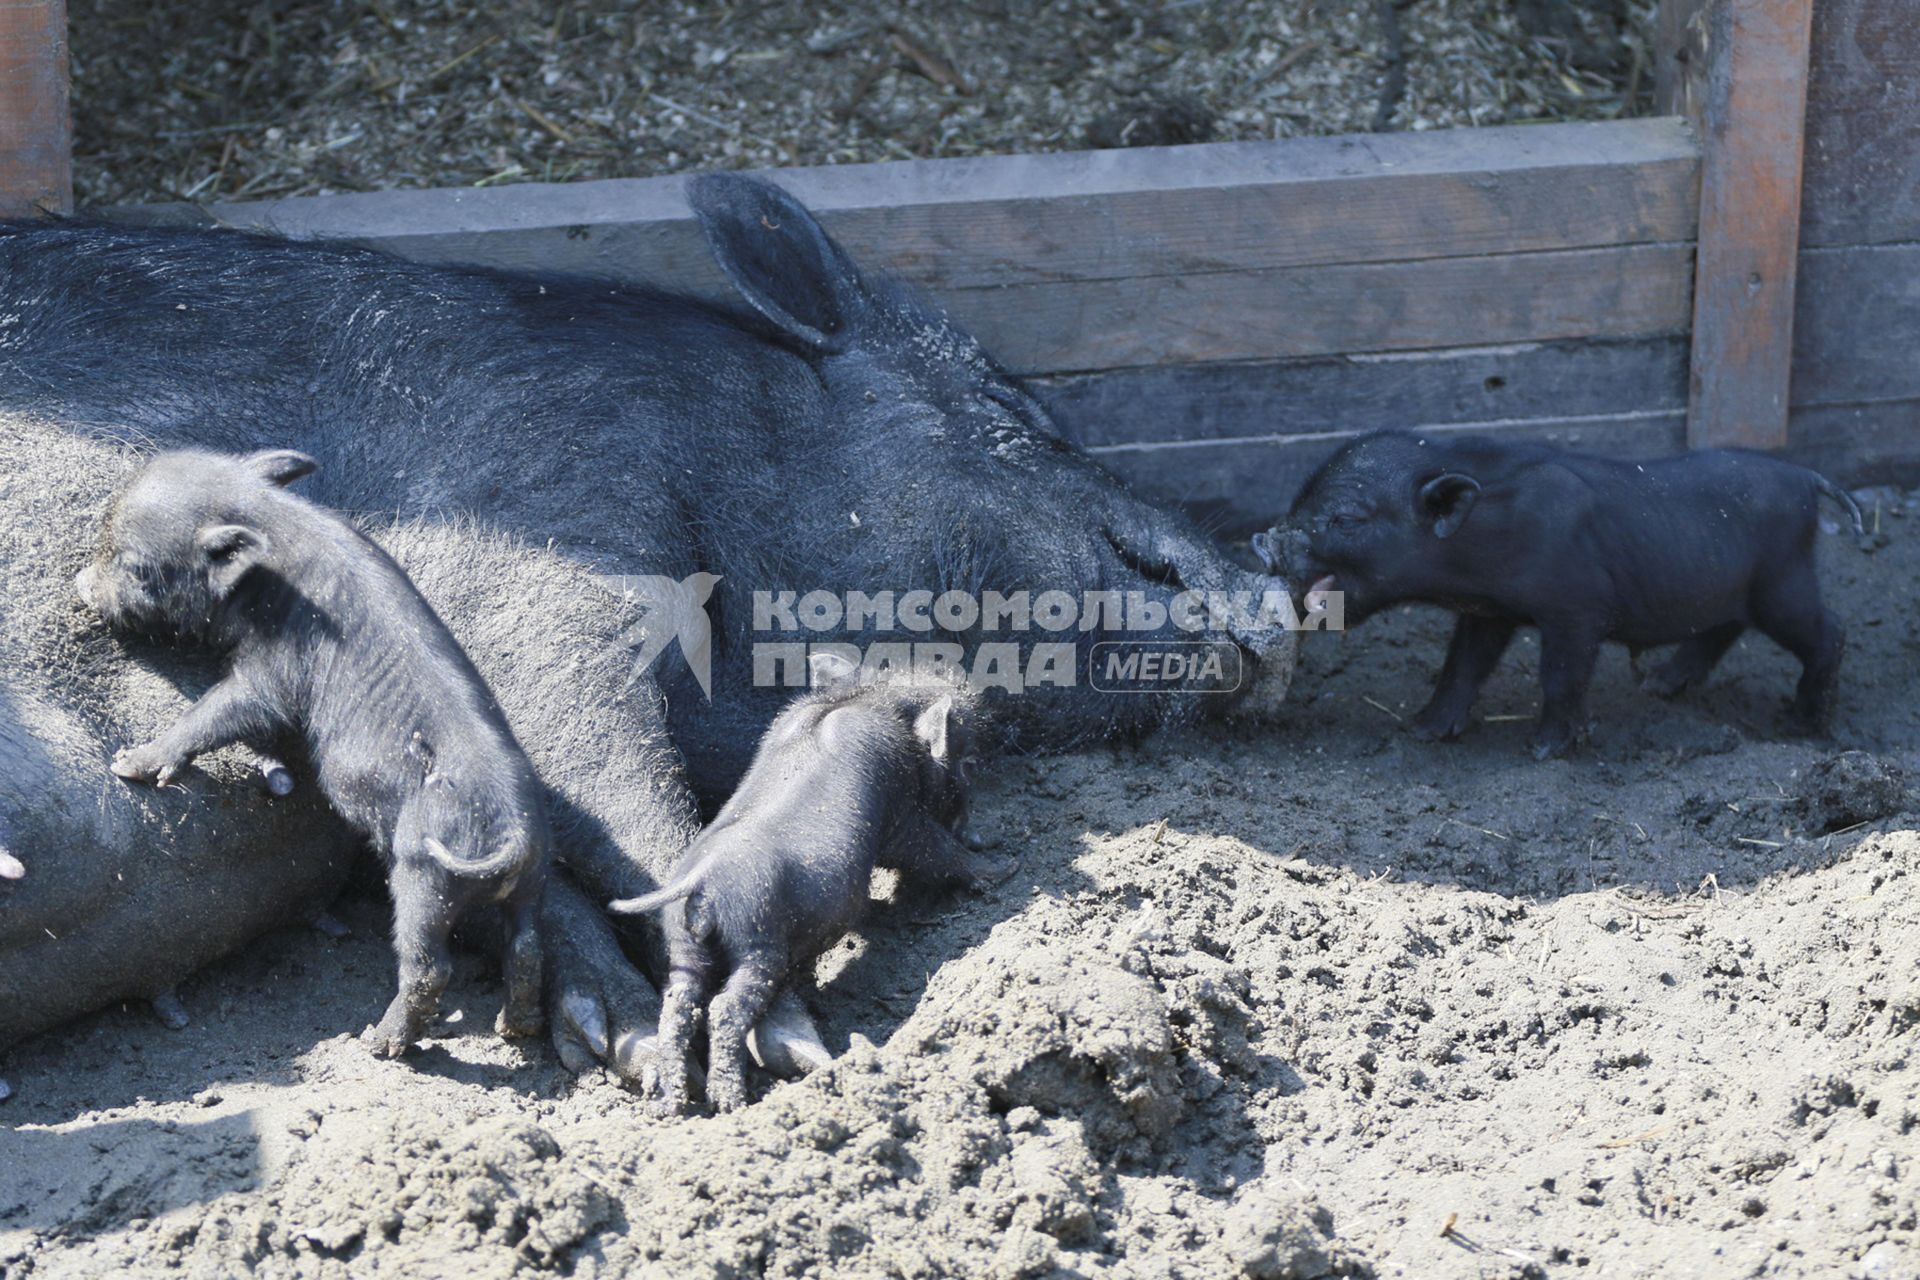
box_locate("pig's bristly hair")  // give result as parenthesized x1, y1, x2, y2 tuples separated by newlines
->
(606, 666, 978, 919)
(790, 663, 982, 723)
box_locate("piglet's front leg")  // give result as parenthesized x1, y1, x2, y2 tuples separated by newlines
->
(1410, 615, 1516, 743)
(112, 672, 274, 787)
(1529, 623, 1603, 760)
(893, 813, 1018, 890)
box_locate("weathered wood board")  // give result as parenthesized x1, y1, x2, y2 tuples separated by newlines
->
(1784, 0, 1920, 494)
(125, 118, 1699, 295)
(1090, 412, 1691, 537)
(1792, 243, 1920, 408)
(1684, 0, 1815, 452)
(1037, 337, 1691, 532)
(124, 119, 1701, 378)
(1036, 337, 1690, 449)
(1800, 0, 1920, 248)
(0, 0, 70, 217)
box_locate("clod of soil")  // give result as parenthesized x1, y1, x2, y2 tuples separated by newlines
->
(1794, 751, 1910, 834)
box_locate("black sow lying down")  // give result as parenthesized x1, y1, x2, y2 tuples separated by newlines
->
(610, 660, 1014, 1113)
(1256, 431, 1868, 758)
(77, 448, 548, 1055)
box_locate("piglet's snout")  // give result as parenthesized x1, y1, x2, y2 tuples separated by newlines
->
(1304, 574, 1338, 615)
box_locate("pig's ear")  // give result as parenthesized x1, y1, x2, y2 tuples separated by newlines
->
(1418, 473, 1480, 540)
(808, 649, 861, 689)
(688, 173, 864, 355)
(914, 695, 955, 764)
(196, 523, 268, 596)
(243, 450, 319, 488)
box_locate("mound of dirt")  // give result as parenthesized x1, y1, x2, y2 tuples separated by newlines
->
(6, 517, 1920, 1278)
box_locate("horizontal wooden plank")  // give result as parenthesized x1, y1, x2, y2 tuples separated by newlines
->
(1800, 0, 1920, 248)
(960, 242, 1694, 375)
(118, 118, 1700, 292)
(1089, 413, 1689, 538)
(1784, 398, 1920, 487)
(1791, 242, 1920, 407)
(1035, 336, 1688, 448)
(1099, 392, 1920, 543)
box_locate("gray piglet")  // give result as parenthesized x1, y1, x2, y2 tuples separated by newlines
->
(610, 656, 1013, 1113)
(78, 448, 548, 1057)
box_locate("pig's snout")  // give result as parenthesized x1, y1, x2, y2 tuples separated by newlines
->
(1251, 526, 1337, 623)
(74, 564, 99, 610)
(1250, 526, 1310, 580)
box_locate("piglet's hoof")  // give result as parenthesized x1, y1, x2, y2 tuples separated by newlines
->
(1407, 706, 1469, 743)
(1527, 723, 1581, 761)
(360, 1022, 416, 1059)
(151, 990, 190, 1030)
(111, 746, 183, 787)
(706, 1077, 750, 1114)
(495, 1005, 545, 1040)
(649, 1084, 692, 1119)
(970, 854, 1020, 889)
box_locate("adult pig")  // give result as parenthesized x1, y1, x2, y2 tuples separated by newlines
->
(0, 174, 1295, 1082)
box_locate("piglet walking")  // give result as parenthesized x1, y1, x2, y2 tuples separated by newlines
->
(1257, 431, 1869, 757)
(611, 657, 1014, 1113)
(78, 449, 548, 1057)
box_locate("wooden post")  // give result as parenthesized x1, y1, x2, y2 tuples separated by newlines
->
(1676, 0, 1814, 451)
(0, 0, 72, 217)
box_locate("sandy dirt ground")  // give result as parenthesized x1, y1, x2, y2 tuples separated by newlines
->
(4, 499, 1918, 1278)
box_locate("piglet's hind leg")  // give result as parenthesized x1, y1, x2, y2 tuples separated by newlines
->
(496, 890, 546, 1040)
(1747, 558, 1846, 734)
(362, 861, 456, 1058)
(1643, 622, 1745, 700)
(652, 974, 704, 1115)
(706, 958, 782, 1113)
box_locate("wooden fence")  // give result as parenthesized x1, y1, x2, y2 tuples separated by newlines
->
(5, 0, 1916, 534)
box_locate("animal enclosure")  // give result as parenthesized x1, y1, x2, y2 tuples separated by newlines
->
(0, 0, 1913, 533)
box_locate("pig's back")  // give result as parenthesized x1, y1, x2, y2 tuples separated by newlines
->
(284, 502, 543, 840)
(694, 706, 916, 934)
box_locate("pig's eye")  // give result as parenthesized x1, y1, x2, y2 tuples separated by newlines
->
(1328, 512, 1368, 531)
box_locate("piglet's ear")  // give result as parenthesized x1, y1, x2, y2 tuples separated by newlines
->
(1250, 530, 1282, 575)
(244, 449, 319, 488)
(197, 523, 268, 596)
(1418, 473, 1480, 540)
(915, 695, 955, 764)
(808, 649, 861, 689)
